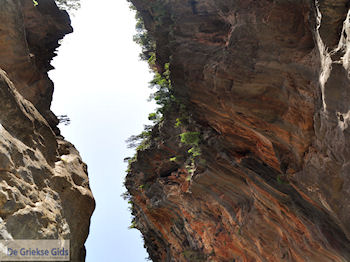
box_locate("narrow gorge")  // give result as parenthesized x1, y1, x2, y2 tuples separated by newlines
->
(1, 0, 350, 262)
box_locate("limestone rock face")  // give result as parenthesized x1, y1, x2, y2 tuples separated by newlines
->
(0, 0, 72, 131)
(0, 1, 94, 262)
(126, 0, 350, 261)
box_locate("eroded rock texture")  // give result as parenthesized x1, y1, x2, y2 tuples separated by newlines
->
(0, 1, 94, 261)
(126, 0, 350, 261)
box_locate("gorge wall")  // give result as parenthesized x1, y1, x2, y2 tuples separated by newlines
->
(126, 0, 350, 261)
(0, 1, 94, 261)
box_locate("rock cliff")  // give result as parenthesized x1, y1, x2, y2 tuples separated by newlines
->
(0, 1, 94, 261)
(126, 0, 350, 261)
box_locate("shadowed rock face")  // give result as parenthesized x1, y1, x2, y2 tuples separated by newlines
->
(0, 1, 94, 262)
(126, 0, 350, 261)
(0, 0, 73, 132)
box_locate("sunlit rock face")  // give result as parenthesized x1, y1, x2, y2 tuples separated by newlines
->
(126, 0, 350, 261)
(0, 1, 94, 261)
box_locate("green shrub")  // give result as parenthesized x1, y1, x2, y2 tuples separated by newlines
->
(175, 118, 182, 127)
(126, 128, 152, 149)
(179, 132, 202, 178)
(129, 220, 137, 229)
(148, 63, 176, 117)
(180, 132, 200, 146)
(188, 147, 201, 157)
(131, 6, 156, 61)
(126, 1, 197, 180)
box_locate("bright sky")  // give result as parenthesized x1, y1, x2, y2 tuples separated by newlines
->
(49, 0, 154, 261)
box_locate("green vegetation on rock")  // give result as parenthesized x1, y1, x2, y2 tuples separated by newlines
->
(125, 1, 206, 180)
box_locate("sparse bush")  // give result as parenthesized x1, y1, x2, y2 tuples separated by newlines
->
(126, 128, 152, 150)
(129, 220, 137, 229)
(55, 0, 80, 10)
(180, 132, 200, 146)
(32, 0, 80, 10)
(179, 132, 202, 177)
(125, 1, 204, 183)
(180, 132, 202, 158)
(57, 115, 71, 126)
(132, 6, 156, 61)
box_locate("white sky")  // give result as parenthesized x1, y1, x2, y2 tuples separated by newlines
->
(49, 0, 155, 261)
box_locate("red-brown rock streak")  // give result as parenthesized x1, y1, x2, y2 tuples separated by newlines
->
(126, 0, 350, 261)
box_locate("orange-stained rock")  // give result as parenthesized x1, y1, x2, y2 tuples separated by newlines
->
(126, 0, 350, 261)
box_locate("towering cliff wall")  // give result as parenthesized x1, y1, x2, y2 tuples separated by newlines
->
(126, 0, 350, 261)
(0, 1, 94, 261)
